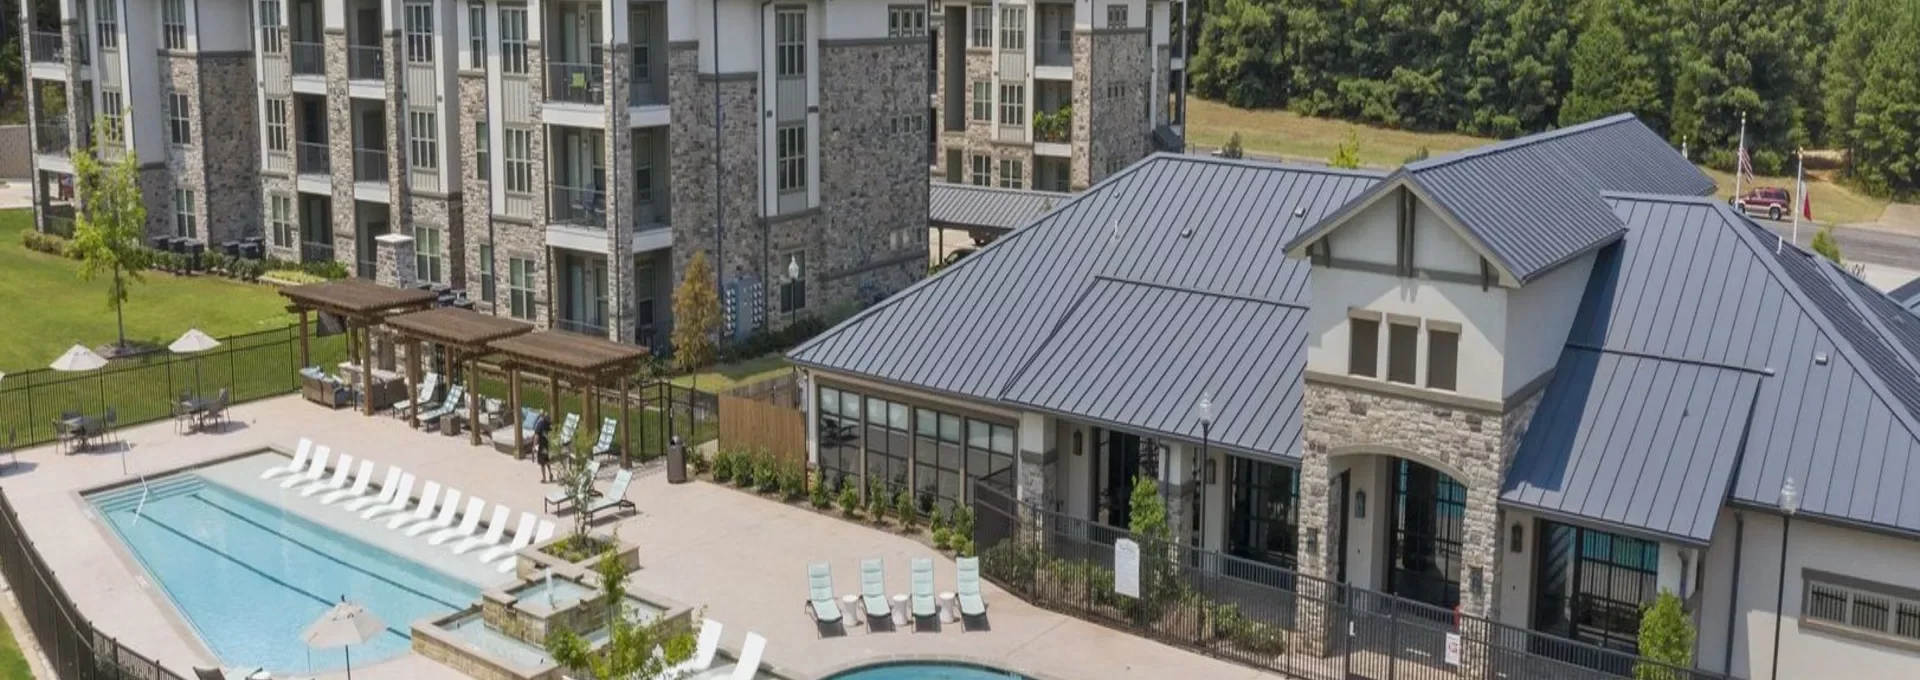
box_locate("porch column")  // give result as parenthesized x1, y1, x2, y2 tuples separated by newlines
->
(1164, 443, 1193, 546)
(619, 375, 632, 468)
(510, 365, 524, 459)
(1293, 444, 1339, 657)
(467, 353, 482, 446)
(360, 323, 375, 416)
(298, 309, 311, 367)
(407, 338, 422, 429)
(1016, 412, 1057, 533)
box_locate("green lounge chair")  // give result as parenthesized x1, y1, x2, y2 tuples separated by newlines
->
(554, 412, 581, 449)
(589, 417, 618, 458)
(957, 556, 988, 622)
(543, 458, 601, 513)
(859, 558, 891, 628)
(910, 557, 938, 631)
(806, 562, 844, 636)
(582, 468, 636, 521)
(418, 384, 467, 427)
(395, 372, 441, 418)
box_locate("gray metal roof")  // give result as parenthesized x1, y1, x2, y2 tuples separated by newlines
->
(1000, 278, 1309, 461)
(1501, 347, 1764, 545)
(1890, 276, 1920, 314)
(793, 155, 1382, 454)
(928, 183, 1071, 233)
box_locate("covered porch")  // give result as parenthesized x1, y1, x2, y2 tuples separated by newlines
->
(383, 307, 536, 445)
(278, 278, 438, 416)
(486, 330, 650, 466)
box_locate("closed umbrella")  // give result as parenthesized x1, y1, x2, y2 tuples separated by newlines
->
(169, 329, 222, 398)
(302, 598, 385, 680)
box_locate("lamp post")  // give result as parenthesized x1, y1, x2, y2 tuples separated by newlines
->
(1195, 392, 1213, 551)
(786, 255, 802, 323)
(1771, 477, 1798, 680)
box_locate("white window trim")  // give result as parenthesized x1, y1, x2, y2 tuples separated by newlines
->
(408, 111, 438, 171)
(499, 6, 529, 75)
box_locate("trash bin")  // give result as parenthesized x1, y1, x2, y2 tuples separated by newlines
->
(221, 241, 241, 258)
(666, 435, 687, 484)
(185, 240, 205, 272)
(240, 241, 264, 260)
(150, 236, 171, 252)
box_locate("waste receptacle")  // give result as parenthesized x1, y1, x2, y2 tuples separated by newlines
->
(185, 240, 205, 272)
(221, 241, 241, 258)
(666, 435, 688, 484)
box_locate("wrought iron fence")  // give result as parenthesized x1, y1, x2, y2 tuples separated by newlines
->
(548, 62, 605, 104)
(290, 41, 324, 75)
(296, 141, 330, 175)
(347, 45, 383, 80)
(550, 185, 607, 228)
(353, 147, 387, 183)
(30, 32, 63, 63)
(1036, 38, 1072, 67)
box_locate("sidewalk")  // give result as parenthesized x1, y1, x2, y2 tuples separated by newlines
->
(0, 181, 32, 210)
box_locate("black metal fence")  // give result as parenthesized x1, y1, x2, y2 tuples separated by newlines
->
(970, 480, 1730, 680)
(0, 488, 188, 680)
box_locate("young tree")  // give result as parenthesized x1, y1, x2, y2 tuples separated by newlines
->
(69, 116, 149, 351)
(1560, 3, 1660, 128)
(558, 445, 598, 547)
(545, 548, 697, 679)
(670, 252, 720, 384)
(1221, 132, 1245, 159)
(1811, 225, 1845, 265)
(1635, 590, 1695, 679)
(1328, 130, 1363, 169)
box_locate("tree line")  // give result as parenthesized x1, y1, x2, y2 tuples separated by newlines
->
(1188, 0, 1920, 198)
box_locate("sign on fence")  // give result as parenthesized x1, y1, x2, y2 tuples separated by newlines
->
(1113, 538, 1140, 599)
(1445, 632, 1462, 666)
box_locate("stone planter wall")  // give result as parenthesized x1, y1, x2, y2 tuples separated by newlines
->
(412, 608, 561, 680)
(515, 531, 641, 582)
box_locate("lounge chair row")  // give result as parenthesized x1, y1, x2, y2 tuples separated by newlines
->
(538, 458, 639, 522)
(263, 438, 556, 573)
(805, 557, 987, 635)
(399, 373, 625, 458)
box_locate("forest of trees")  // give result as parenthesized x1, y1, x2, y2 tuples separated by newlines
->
(1188, 0, 1920, 197)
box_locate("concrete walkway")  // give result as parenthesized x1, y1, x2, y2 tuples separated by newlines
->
(0, 180, 33, 209)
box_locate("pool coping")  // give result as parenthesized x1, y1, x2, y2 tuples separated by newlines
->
(810, 656, 1073, 680)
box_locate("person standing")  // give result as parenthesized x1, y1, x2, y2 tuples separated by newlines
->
(534, 412, 553, 482)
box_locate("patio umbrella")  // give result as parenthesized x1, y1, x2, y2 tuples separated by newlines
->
(168, 328, 222, 398)
(302, 598, 385, 680)
(49, 344, 108, 372)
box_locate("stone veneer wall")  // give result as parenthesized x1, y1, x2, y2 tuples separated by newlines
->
(456, 71, 496, 312)
(1069, 32, 1092, 189)
(262, 176, 299, 260)
(1086, 30, 1151, 184)
(1154, 45, 1171, 128)
(603, 40, 636, 343)
(324, 29, 358, 268)
(161, 56, 206, 239)
(404, 196, 459, 285)
(199, 53, 262, 244)
(667, 44, 760, 286)
(138, 166, 173, 237)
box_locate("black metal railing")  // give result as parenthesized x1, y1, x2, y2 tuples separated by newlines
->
(550, 184, 606, 228)
(1037, 38, 1071, 67)
(353, 147, 387, 182)
(554, 318, 608, 337)
(44, 215, 75, 238)
(34, 124, 70, 155)
(300, 241, 335, 263)
(30, 31, 63, 63)
(296, 141, 330, 175)
(347, 45, 383, 80)
(547, 62, 605, 104)
(291, 41, 324, 75)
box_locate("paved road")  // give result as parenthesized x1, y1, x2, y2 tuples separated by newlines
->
(1750, 218, 1920, 272)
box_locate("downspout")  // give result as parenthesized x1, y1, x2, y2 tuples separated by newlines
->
(759, 0, 773, 330)
(1723, 510, 1745, 674)
(713, 0, 724, 342)
(1178, 0, 1187, 152)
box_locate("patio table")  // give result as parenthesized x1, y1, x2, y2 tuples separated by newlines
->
(840, 594, 862, 625)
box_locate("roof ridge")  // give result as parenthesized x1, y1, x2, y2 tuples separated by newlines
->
(1407, 113, 1641, 173)
(1090, 275, 1312, 309)
(932, 183, 1073, 199)
(1140, 151, 1391, 179)
(1602, 191, 1729, 207)
(1820, 255, 1920, 381)
(991, 277, 1111, 400)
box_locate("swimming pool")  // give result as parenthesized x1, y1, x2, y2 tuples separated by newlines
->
(825, 662, 1033, 680)
(90, 471, 478, 674)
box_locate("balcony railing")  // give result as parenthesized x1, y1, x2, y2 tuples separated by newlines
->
(1037, 38, 1071, 67)
(44, 215, 75, 238)
(353, 148, 387, 182)
(33, 124, 69, 155)
(630, 77, 666, 106)
(29, 32, 63, 63)
(547, 63, 604, 105)
(550, 185, 606, 228)
(554, 318, 607, 336)
(348, 45, 383, 80)
(300, 241, 335, 263)
(291, 42, 324, 75)
(297, 142, 330, 175)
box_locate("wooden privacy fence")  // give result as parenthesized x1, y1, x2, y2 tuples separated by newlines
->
(718, 393, 807, 465)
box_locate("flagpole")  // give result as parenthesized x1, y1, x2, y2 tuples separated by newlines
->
(1792, 148, 1803, 246)
(1734, 113, 1747, 200)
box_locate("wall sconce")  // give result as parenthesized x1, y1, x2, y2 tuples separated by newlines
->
(1353, 490, 1367, 519)
(1470, 567, 1485, 597)
(1510, 523, 1525, 553)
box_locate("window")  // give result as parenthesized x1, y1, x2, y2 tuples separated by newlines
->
(888, 6, 926, 37)
(630, 8, 652, 91)
(162, 0, 188, 50)
(775, 8, 806, 77)
(998, 83, 1024, 126)
(100, 90, 123, 144)
(865, 397, 913, 497)
(1427, 325, 1459, 391)
(269, 194, 293, 248)
(1106, 4, 1127, 28)
(632, 133, 654, 209)
(408, 111, 437, 171)
(1805, 574, 1920, 645)
(1387, 319, 1418, 385)
(499, 6, 528, 74)
(503, 127, 532, 194)
(998, 159, 1023, 189)
(914, 409, 964, 513)
(779, 251, 807, 313)
(966, 418, 1016, 495)
(173, 189, 197, 238)
(507, 257, 535, 319)
(403, 2, 434, 63)
(969, 154, 989, 186)
(776, 124, 806, 194)
(265, 98, 289, 153)
(259, 0, 284, 53)
(474, 123, 489, 181)
(816, 387, 863, 491)
(998, 6, 1026, 50)
(412, 225, 443, 283)
(96, 0, 119, 49)
(1348, 316, 1378, 378)
(968, 6, 991, 48)
(970, 81, 990, 122)
(168, 94, 191, 145)
(1534, 522, 1662, 652)
(478, 244, 495, 303)
(468, 3, 487, 68)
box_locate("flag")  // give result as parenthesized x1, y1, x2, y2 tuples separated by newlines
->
(1737, 144, 1756, 191)
(1798, 178, 1814, 221)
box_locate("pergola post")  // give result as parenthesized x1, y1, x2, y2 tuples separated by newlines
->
(620, 374, 632, 468)
(298, 308, 311, 368)
(360, 323, 375, 416)
(467, 352, 482, 446)
(549, 373, 561, 423)
(510, 364, 524, 460)
(407, 338, 422, 429)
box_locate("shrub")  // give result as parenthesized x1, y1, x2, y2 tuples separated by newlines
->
(929, 504, 948, 534)
(932, 527, 951, 550)
(778, 462, 806, 500)
(894, 490, 918, 532)
(952, 507, 974, 540)
(808, 469, 831, 508)
(836, 482, 861, 518)
(712, 450, 736, 484)
(867, 479, 889, 524)
(690, 451, 712, 475)
(753, 453, 780, 494)
(21, 230, 73, 257)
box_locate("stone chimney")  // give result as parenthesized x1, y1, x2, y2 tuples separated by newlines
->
(374, 233, 417, 288)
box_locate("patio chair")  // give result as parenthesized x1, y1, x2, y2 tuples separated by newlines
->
(429, 497, 488, 545)
(395, 372, 442, 419)
(490, 407, 544, 454)
(341, 467, 403, 512)
(479, 512, 538, 563)
(197, 389, 230, 432)
(103, 407, 119, 446)
(910, 558, 938, 631)
(261, 439, 313, 480)
(543, 459, 602, 513)
(581, 468, 636, 521)
(405, 488, 464, 537)
(358, 474, 416, 518)
(192, 666, 263, 680)
(385, 480, 442, 529)
(554, 412, 581, 450)
(51, 419, 74, 456)
(731, 632, 766, 680)
(279, 446, 330, 489)
(418, 385, 467, 428)
(956, 556, 988, 623)
(589, 417, 618, 459)
(664, 619, 723, 676)
(805, 562, 844, 635)
(452, 505, 512, 555)
(859, 558, 891, 627)
(300, 453, 355, 497)
(321, 460, 377, 504)
(496, 521, 556, 573)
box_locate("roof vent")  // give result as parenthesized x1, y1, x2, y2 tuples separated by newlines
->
(1814, 351, 1830, 366)
(1293, 207, 1308, 219)
(1109, 222, 1123, 247)
(1181, 227, 1194, 238)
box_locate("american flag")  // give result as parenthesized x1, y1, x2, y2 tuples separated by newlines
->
(1737, 144, 1757, 189)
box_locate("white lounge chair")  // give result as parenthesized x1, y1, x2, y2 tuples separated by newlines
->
(496, 521, 554, 572)
(359, 474, 416, 518)
(731, 632, 766, 680)
(453, 506, 511, 555)
(582, 469, 637, 521)
(429, 498, 486, 545)
(479, 513, 537, 563)
(386, 481, 442, 529)
(662, 619, 722, 676)
(321, 460, 375, 504)
(406, 489, 464, 537)
(279, 447, 330, 489)
(339, 466, 402, 511)
(260, 439, 313, 479)
(543, 459, 601, 513)
(300, 453, 355, 497)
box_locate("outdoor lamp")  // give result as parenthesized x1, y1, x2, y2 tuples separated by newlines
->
(1354, 490, 1367, 519)
(1780, 477, 1799, 515)
(788, 255, 801, 281)
(1771, 477, 1799, 680)
(1197, 393, 1214, 427)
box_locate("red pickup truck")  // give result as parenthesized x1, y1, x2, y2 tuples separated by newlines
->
(1733, 187, 1792, 221)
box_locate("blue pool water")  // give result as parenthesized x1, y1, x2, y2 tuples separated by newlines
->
(90, 474, 478, 674)
(826, 662, 1032, 680)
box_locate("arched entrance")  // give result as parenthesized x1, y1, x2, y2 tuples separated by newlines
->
(1387, 458, 1466, 610)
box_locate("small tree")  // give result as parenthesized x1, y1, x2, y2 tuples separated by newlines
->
(867, 478, 889, 525)
(837, 481, 861, 517)
(1328, 130, 1363, 170)
(1221, 132, 1245, 159)
(1811, 225, 1844, 264)
(70, 115, 149, 351)
(895, 489, 918, 532)
(557, 445, 598, 549)
(546, 547, 697, 679)
(670, 252, 721, 384)
(1127, 475, 1179, 605)
(1635, 591, 1695, 680)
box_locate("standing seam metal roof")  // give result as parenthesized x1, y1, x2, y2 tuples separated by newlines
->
(928, 184, 1071, 232)
(1887, 276, 1920, 315)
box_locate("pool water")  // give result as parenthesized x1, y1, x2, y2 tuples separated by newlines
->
(826, 662, 1032, 680)
(91, 474, 478, 674)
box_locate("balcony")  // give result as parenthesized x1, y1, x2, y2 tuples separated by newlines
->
(30, 32, 62, 64)
(292, 42, 324, 75)
(348, 45, 383, 80)
(34, 124, 69, 155)
(547, 63, 604, 105)
(1037, 38, 1071, 67)
(353, 148, 387, 183)
(550, 185, 607, 228)
(297, 142, 330, 175)
(1034, 106, 1071, 144)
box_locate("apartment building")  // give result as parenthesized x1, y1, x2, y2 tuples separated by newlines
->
(19, 0, 260, 242)
(930, 0, 1183, 193)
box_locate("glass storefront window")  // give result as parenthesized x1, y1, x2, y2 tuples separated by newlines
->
(815, 387, 861, 490)
(865, 397, 912, 497)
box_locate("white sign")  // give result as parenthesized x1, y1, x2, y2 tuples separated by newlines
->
(1444, 632, 1461, 666)
(1113, 538, 1141, 599)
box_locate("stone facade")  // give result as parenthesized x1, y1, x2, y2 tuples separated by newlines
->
(667, 44, 760, 289)
(603, 40, 636, 343)
(1086, 30, 1152, 184)
(374, 232, 417, 287)
(324, 29, 359, 268)
(403, 195, 458, 286)
(1154, 45, 1171, 128)
(262, 176, 299, 260)
(456, 71, 496, 313)
(161, 56, 206, 239)
(1069, 32, 1093, 190)
(199, 53, 262, 244)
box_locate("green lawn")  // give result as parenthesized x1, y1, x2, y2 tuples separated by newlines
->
(0, 209, 304, 373)
(670, 354, 792, 392)
(0, 612, 31, 680)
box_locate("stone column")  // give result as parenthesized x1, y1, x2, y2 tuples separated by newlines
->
(375, 232, 418, 287)
(1069, 31, 1093, 190)
(325, 29, 359, 271)
(1016, 412, 1056, 537)
(383, 29, 407, 211)
(604, 38, 635, 344)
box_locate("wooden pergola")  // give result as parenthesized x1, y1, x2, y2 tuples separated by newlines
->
(487, 331, 650, 467)
(385, 307, 535, 445)
(280, 279, 438, 416)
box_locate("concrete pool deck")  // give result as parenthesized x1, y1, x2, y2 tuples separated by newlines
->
(1, 395, 1285, 680)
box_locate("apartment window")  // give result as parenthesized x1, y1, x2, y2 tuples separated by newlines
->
(969, 6, 991, 48)
(499, 7, 528, 74)
(1805, 573, 1920, 644)
(468, 3, 487, 68)
(168, 94, 191, 145)
(914, 409, 965, 512)
(269, 194, 293, 248)
(775, 8, 806, 78)
(96, 0, 118, 49)
(631, 8, 652, 88)
(475, 123, 489, 181)
(776, 124, 806, 195)
(1387, 319, 1418, 385)
(865, 396, 912, 496)
(100, 90, 124, 144)
(998, 83, 1024, 126)
(1348, 316, 1378, 378)
(1106, 4, 1128, 28)
(404, 2, 434, 64)
(998, 159, 1023, 189)
(265, 98, 289, 153)
(507, 257, 536, 319)
(1427, 325, 1459, 391)
(162, 0, 188, 50)
(970, 82, 990, 122)
(888, 6, 926, 38)
(406, 111, 438, 171)
(503, 127, 532, 193)
(632, 134, 654, 208)
(412, 225, 443, 283)
(259, 0, 284, 53)
(173, 189, 197, 238)
(478, 244, 496, 304)
(969, 154, 989, 186)
(966, 418, 1016, 502)
(780, 251, 806, 313)
(998, 6, 1026, 51)
(816, 387, 863, 490)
